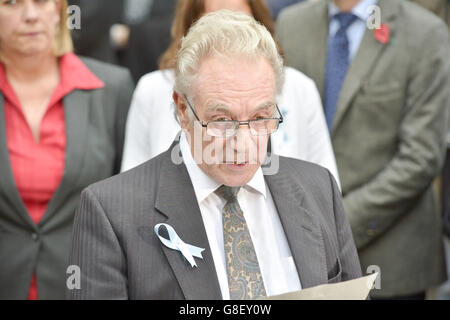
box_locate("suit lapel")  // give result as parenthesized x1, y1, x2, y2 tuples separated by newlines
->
(265, 161, 328, 289)
(0, 93, 38, 230)
(38, 90, 91, 226)
(332, 0, 399, 135)
(153, 144, 330, 294)
(154, 144, 222, 300)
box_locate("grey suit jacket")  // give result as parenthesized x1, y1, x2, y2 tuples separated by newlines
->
(277, 0, 450, 297)
(410, 0, 450, 29)
(0, 56, 134, 299)
(67, 142, 362, 299)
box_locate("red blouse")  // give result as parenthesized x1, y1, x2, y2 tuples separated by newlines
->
(0, 53, 104, 300)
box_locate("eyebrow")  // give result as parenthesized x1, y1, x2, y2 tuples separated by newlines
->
(253, 102, 277, 113)
(205, 101, 276, 116)
(205, 104, 232, 115)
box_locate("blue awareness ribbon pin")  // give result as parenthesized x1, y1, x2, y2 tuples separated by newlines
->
(154, 223, 205, 268)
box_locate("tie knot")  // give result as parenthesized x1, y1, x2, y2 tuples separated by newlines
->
(334, 12, 358, 31)
(216, 185, 241, 202)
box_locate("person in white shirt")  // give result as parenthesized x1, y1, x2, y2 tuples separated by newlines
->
(121, 0, 341, 186)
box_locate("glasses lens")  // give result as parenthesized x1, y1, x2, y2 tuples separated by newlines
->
(207, 121, 237, 137)
(250, 119, 279, 136)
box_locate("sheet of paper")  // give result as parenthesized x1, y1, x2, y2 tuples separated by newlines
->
(259, 273, 378, 300)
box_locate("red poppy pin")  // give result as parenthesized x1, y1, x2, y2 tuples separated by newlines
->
(374, 23, 390, 44)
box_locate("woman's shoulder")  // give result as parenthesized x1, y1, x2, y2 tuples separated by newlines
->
(73, 55, 134, 114)
(136, 69, 175, 88)
(280, 66, 317, 101)
(283, 66, 315, 87)
(78, 55, 133, 86)
(132, 69, 175, 102)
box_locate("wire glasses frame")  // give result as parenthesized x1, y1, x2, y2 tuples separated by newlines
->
(183, 95, 284, 138)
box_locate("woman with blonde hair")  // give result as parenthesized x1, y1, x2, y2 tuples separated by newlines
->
(121, 0, 340, 187)
(0, 0, 134, 299)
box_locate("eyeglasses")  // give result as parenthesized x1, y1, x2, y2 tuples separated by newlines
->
(184, 95, 283, 138)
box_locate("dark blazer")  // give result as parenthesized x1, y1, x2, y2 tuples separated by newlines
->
(444, 149, 450, 237)
(69, 0, 124, 64)
(119, 15, 173, 82)
(118, 0, 177, 82)
(276, 0, 450, 297)
(67, 141, 362, 299)
(0, 56, 134, 299)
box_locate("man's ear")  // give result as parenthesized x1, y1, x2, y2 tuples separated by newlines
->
(173, 91, 189, 130)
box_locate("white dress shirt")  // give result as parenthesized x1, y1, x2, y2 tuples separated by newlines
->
(179, 132, 302, 299)
(121, 67, 341, 187)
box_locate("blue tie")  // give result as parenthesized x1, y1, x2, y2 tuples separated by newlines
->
(324, 13, 358, 131)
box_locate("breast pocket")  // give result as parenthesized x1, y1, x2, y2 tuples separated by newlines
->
(353, 81, 405, 131)
(360, 81, 402, 102)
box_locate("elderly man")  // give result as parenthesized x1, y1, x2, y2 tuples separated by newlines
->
(67, 10, 361, 300)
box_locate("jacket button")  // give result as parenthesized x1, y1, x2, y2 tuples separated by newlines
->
(31, 233, 39, 241)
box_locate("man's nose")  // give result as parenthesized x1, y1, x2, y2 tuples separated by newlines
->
(229, 125, 257, 162)
(232, 124, 252, 148)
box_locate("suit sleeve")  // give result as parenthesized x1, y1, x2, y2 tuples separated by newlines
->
(343, 22, 450, 249)
(67, 188, 128, 300)
(328, 170, 362, 281)
(113, 69, 135, 174)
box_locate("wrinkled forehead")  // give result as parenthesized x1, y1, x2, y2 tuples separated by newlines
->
(191, 54, 277, 110)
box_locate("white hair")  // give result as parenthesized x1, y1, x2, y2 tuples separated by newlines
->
(174, 10, 285, 101)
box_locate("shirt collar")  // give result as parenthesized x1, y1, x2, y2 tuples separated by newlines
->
(328, 0, 379, 22)
(246, 165, 267, 199)
(0, 53, 104, 107)
(55, 53, 104, 98)
(180, 131, 267, 204)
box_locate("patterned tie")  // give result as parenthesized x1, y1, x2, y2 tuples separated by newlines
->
(216, 185, 267, 300)
(324, 13, 358, 130)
